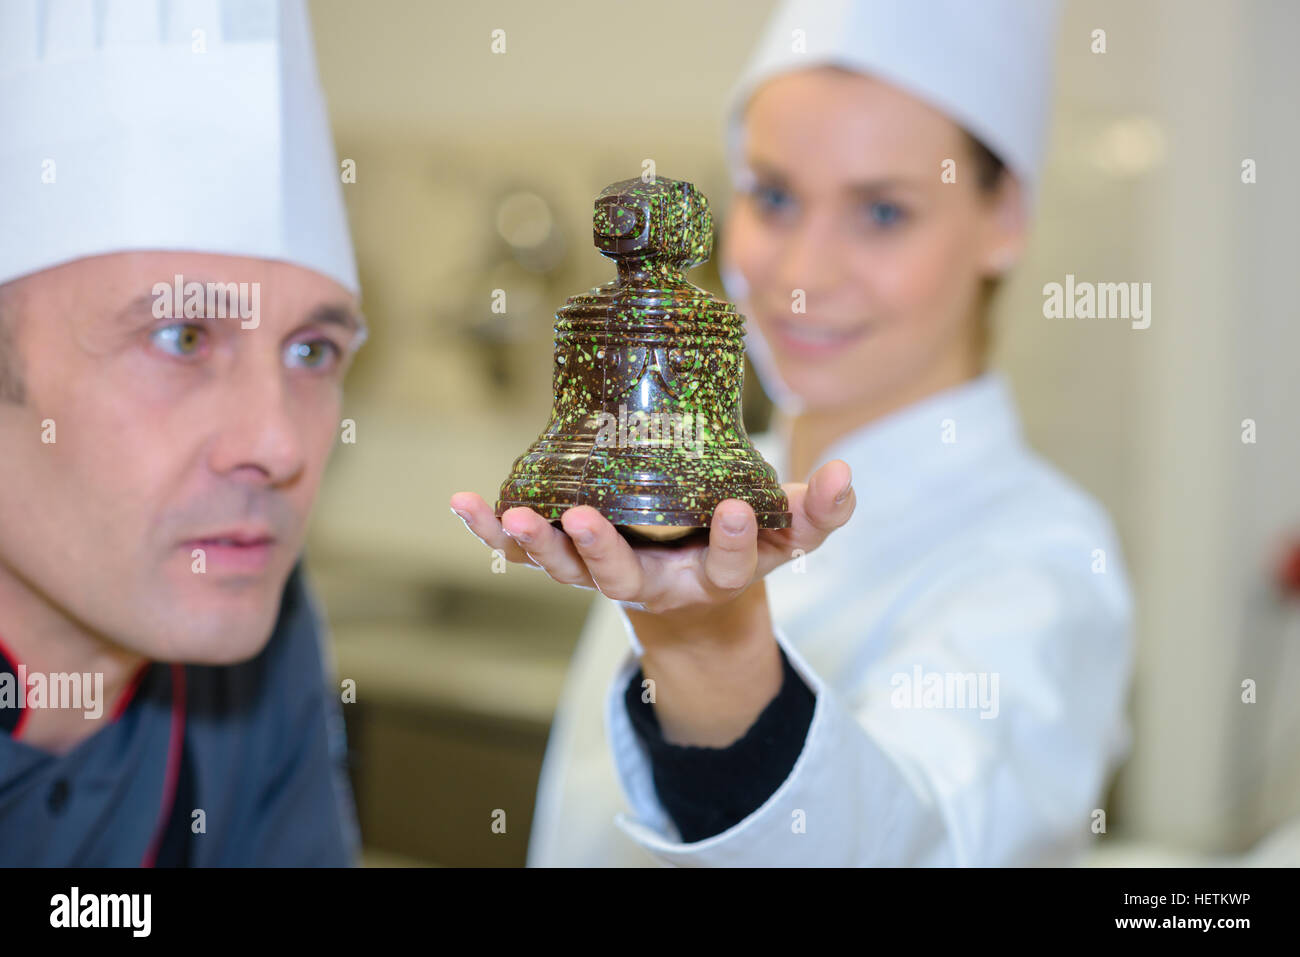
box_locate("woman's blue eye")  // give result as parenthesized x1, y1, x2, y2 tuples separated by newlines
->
(865, 201, 905, 228)
(285, 338, 341, 370)
(753, 184, 793, 215)
(151, 323, 206, 357)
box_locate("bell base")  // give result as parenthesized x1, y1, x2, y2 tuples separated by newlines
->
(623, 524, 697, 542)
(496, 499, 792, 531)
(618, 525, 709, 547)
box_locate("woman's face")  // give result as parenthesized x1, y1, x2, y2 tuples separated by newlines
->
(722, 67, 1025, 413)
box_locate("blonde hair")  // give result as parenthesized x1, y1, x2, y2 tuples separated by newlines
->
(0, 285, 24, 404)
(965, 131, 1009, 367)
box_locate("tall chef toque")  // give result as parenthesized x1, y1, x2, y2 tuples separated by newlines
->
(0, 0, 358, 294)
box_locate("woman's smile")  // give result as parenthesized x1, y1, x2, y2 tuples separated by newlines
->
(762, 314, 873, 360)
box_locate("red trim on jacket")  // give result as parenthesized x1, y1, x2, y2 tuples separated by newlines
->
(141, 663, 187, 868)
(0, 633, 31, 739)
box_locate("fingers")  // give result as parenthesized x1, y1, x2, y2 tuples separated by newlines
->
(802, 459, 855, 535)
(449, 492, 536, 565)
(500, 506, 595, 588)
(560, 506, 645, 601)
(702, 499, 759, 592)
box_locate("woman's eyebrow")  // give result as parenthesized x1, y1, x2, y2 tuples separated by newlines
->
(746, 159, 791, 184)
(844, 177, 917, 197)
(746, 158, 918, 196)
(842, 175, 915, 192)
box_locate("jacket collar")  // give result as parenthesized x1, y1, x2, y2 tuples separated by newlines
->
(760, 371, 1026, 518)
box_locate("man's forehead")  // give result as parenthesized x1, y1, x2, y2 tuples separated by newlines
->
(50, 251, 349, 302)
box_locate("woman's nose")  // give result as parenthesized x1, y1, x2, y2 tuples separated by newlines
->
(774, 212, 844, 297)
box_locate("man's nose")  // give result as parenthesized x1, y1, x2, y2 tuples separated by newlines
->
(207, 358, 307, 487)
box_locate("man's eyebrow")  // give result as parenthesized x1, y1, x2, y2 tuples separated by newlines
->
(302, 302, 369, 353)
(112, 293, 158, 325)
(303, 303, 363, 334)
(110, 278, 239, 324)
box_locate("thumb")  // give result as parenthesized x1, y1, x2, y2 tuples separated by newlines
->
(789, 459, 854, 546)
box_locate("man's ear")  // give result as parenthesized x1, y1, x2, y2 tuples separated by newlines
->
(978, 172, 1030, 277)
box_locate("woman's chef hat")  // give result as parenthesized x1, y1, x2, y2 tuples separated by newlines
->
(725, 0, 1063, 205)
(0, 0, 357, 294)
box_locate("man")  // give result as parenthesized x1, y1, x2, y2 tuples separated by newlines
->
(0, 0, 363, 865)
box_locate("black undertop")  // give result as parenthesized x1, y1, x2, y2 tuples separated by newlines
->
(623, 644, 816, 843)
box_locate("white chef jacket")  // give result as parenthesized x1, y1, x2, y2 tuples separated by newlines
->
(526, 371, 1134, 866)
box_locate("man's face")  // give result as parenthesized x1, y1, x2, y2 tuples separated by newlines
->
(0, 251, 362, 664)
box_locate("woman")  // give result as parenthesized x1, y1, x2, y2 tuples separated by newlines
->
(451, 0, 1133, 866)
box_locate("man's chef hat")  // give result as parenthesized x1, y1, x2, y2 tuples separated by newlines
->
(725, 0, 1063, 206)
(0, 0, 357, 294)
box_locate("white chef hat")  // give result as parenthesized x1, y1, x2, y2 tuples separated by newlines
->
(0, 0, 358, 294)
(724, 0, 1063, 206)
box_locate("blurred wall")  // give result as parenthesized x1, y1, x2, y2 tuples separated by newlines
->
(1002, 0, 1300, 853)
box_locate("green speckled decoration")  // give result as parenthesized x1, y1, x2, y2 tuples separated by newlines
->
(495, 176, 791, 532)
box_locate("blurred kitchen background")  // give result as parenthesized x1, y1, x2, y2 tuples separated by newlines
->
(301, 0, 1300, 866)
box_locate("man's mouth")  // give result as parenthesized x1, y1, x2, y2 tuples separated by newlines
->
(181, 529, 278, 575)
(765, 317, 871, 358)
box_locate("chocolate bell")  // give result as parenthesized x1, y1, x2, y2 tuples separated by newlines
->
(495, 175, 791, 541)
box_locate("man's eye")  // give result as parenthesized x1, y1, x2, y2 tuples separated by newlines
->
(285, 338, 342, 370)
(151, 323, 207, 357)
(862, 201, 906, 228)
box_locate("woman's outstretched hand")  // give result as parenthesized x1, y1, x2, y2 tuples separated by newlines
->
(448, 459, 854, 620)
(449, 461, 854, 746)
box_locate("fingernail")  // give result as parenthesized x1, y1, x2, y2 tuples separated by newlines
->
(506, 527, 532, 544)
(573, 528, 595, 546)
(721, 512, 748, 534)
(834, 479, 853, 505)
(450, 507, 470, 523)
